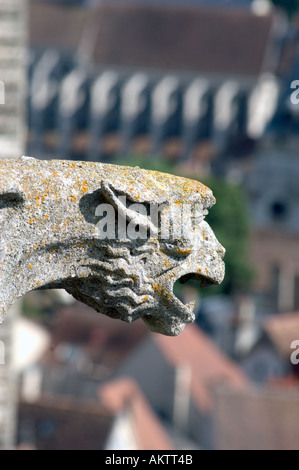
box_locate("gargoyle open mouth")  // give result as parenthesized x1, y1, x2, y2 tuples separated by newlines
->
(141, 266, 223, 336)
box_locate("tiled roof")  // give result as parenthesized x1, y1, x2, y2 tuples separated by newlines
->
(90, 4, 274, 75)
(153, 323, 249, 411)
(99, 378, 174, 450)
(29, 1, 275, 76)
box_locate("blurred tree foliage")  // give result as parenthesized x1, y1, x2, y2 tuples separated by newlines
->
(115, 155, 254, 297)
(114, 154, 175, 174)
(271, 0, 299, 17)
(202, 176, 254, 296)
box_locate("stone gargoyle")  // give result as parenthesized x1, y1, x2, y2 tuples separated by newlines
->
(0, 157, 225, 336)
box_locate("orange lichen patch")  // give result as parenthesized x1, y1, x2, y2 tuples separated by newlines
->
(149, 169, 210, 198)
(71, 195, 77, 201)
(152, 285, 172, 305)
(142, 295, 149, 302)
(28, 264, 33, 269)
(35, 281, 41, 287)
(176, 247, 192, 255)
(203, 231, 206, 240)
(52, 225, 56, 232)
(197, 268, 202, 274)
(65, 162, 78, 170)
(44, 215, 49, 220)
(27, 218, 36, 224)
(81, 180, 89, 193)
(101, 163, 213, 203)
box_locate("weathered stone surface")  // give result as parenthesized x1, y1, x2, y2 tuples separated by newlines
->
(0, 156, 225, 336)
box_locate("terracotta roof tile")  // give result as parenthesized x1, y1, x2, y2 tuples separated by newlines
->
(99, 378, 174, 450)
(153, 323, 249, 411)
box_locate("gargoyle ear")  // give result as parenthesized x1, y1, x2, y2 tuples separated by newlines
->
(101, 181, 158, 237)
(0, 187, 25, 207)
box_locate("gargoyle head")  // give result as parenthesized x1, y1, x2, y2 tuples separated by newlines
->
(0, 157, 225, 336)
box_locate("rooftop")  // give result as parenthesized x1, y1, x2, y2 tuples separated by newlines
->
(29, 0, 276, 77)
(153, 323, 249, 411)
(99, 378, 174, 450)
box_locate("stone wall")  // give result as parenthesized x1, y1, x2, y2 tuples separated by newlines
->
(0, 0, 27, 159)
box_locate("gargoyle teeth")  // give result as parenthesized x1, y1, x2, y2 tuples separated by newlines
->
(185, 300, 196, 312)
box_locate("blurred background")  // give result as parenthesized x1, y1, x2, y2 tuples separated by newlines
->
(1, 0, 299, 450)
